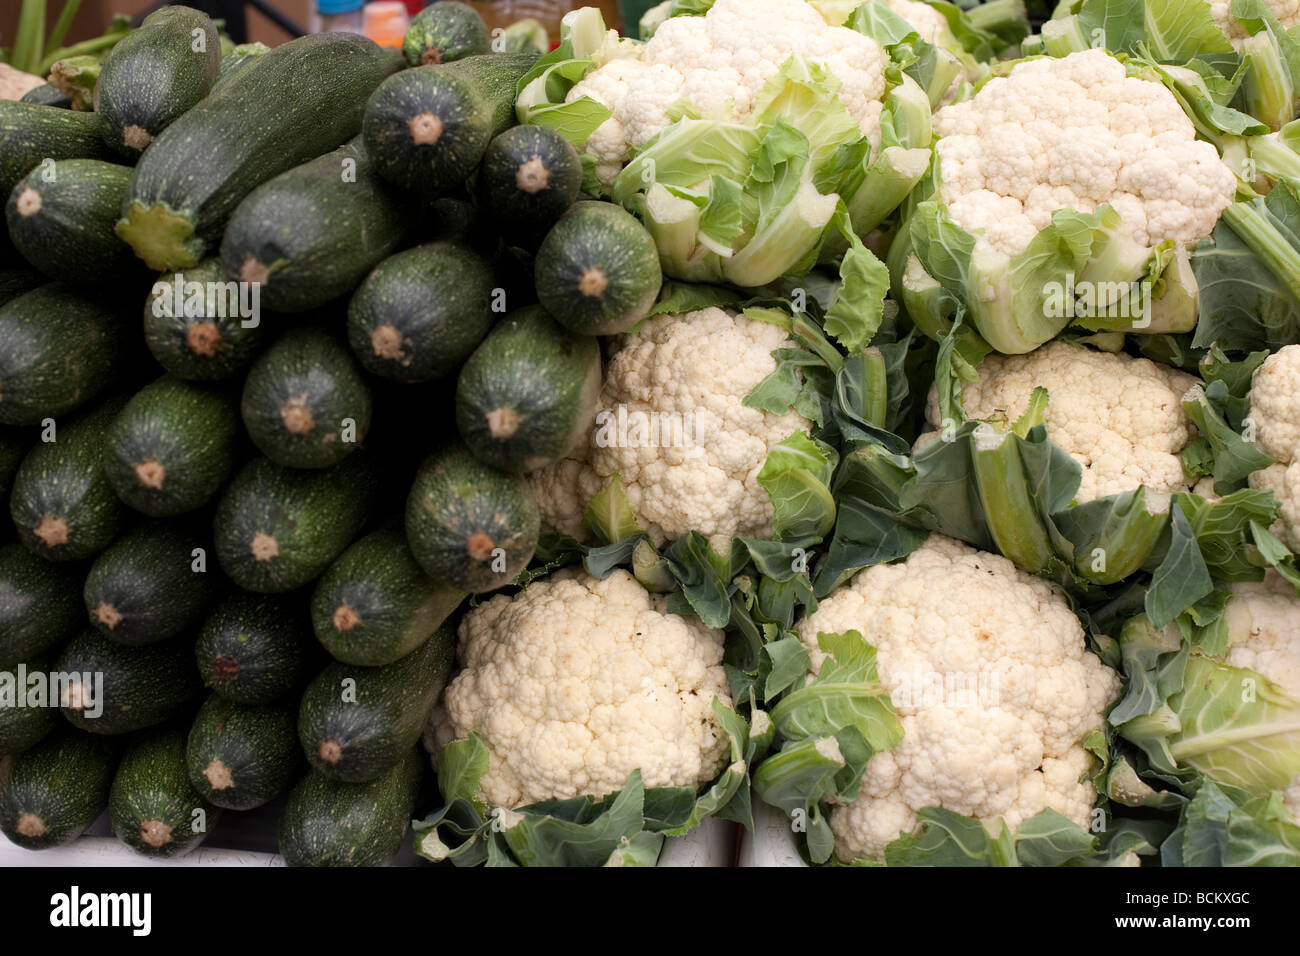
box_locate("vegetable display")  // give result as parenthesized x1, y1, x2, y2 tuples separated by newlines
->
(2, 0, 1300, 873)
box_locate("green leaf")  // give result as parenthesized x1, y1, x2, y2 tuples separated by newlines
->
(1145, 503, 1215, 628)
(436, 734, 491, 813)
(584, 475, 643, 545)
(1013, 809, 1100, 866)
(757, 431, 840, 543)
(662, 531, 735, 629)
(760, 635, 812, 700)
(884, 808, 1000, 866)
(503, 772, 648, 867)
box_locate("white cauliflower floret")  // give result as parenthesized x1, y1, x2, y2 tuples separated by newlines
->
(428, 568, 732, 810)
(1246, 345, 1300, 548)
(932, 49, 1236, 256)
(924, 341, 1200, 510)
(797, 535, 1121, 863)
(1210, 0, 1300, 42)
(1222, 572, 1300, 820)
(568, 0, 888, 185)
(529, 308, 812, 552)
(886, 0, 949, 43)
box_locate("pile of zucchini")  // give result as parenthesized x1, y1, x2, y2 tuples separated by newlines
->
(0, 2, 663, 866)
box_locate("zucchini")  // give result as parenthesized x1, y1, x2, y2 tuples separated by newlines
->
(195, 592, 314, 705)
(0, 101, 116, 200)
(297, 622, 454, 783)
(362, 53, 536, 195)
(405, 441, 540, 592)
(95, 6, 221, 156)
(278, 745, 423, 867)
(103, 375, 240, 516)
(240, 328, 372, 469)
(0, 542, 84, 668)
(186, 694, 300, 810)
(213, 454, 376, 593)
(5, 160, 136, 284)
(110, 724, 220, 858)
(212, 43, 270, 93)
(83, 521, 221, 647)
(0, 285, 127, 426)
(0, 654, 60, 754)
(143, 258, 267, 380)
(455, 305, 601, 473)
(480, 125, 581, 241)
(346, 241, 495, 384)
(0, 728, 117, 848)
(57, 630, 201, 735)
(0, 269, 43, 307)
(312, 528, 464, 666)
(535, 201, 662, 335)
(10, 397, 129, 563)
(116, 32, 404, 271)
(0, 428, 30, 523)
(403, 1, 490, 65)
(220, 137, 410, 313)
(19, 85, 71, 108)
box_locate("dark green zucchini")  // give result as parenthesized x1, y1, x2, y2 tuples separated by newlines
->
(0, 101, 116, 200)
(362, 53, 536, 195)
(110, 724, 220, 858)
(346, 241, 495, 384)
(19, 85, 71, 108)
(240, 328, 372, 469)
(278, 745, 423, 867)
(95, 5, 221, 156)
(9, 397, 129, 562)
(0, 543, 84, 668)
(83, 521, 221, 646)
(116, 32, 404, 271)
(103, 375, 240, 516)
(298, 622, 454, 782)
(57, 630, 201, 734)
(535, 201, 662, 335)
(195, 592, 314, 705)
(211, 42, 270, 93)
(143, 258, 267, 380)
(455, 305, 601, 472)
(0, 654, 60, 754)
(0, 728, 117, 848)
(213, 454, 376, 593)
(481, 125, 581, 240)
(403, 0, 490, 65)
(0, 285, 127, 426)
(0, 428, 28, 511)
(186, 694, 300, 810)
(5, 160, 136, 284)
(405, 441, 539, 592)
(219, 137, 409, 313)
(312, 528, 464, 666)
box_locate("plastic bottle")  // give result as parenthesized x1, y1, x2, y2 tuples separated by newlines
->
(311, 0, 366, 33)
(363, 1, 412, 47)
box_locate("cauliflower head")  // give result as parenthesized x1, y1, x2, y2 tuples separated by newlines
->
(797, 534, 1121, 863)
(1222, 572, 1300, 820)
(1246, 345, 1300, 549)
(1210, 0, 1300, 42)
(569, 0, 888, 184)
(932, 49, 1237, 257)
(428, 568, 733, 809)
(529, 307, 812, 552)
(923, 341, 1200, 511)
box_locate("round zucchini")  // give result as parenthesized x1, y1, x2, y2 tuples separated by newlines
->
(57, 630, 202, 735)
(0, 543, 84, 668)
(535, 201, 663, 336)
(346, 241, 495, 384)
(110, 725, 220, 858)
(455, 305, 602, 473)
(9, 397, 129, 563)
(213, 454, 376, 593)
(241, 328, 372, 470)
(186, 694, 301, 811)
(143, 258, 268, 381)
(405, 442, 540, 592)
(402, 1, 490, 66)
(5, 160, 137, 284)
(103, 375, 241, 517)
(0, 728, 117, 848)
(195, 592, 314, 705)
(480, 125, 581, 240)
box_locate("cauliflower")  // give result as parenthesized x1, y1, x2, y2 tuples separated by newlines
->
(568, 0, 888, 185)
(933, 49, 1237, 257)
(796, 534, 1121, 863)
(923, 341, 1200, 511)
(1246, 345, 1300, 549)
(529, 307, 811, 552)
(427, 568, 732, 809)
(1210, 0, 1300, 41)
(1221, 572, 1300, 820)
